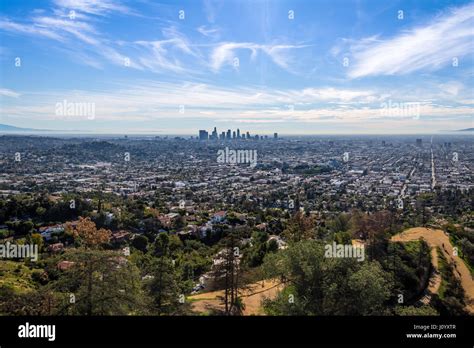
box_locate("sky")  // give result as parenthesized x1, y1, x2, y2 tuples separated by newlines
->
(0, 0, 473, 134)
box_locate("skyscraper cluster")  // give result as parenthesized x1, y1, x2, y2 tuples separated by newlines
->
(199, 127, 278, 141)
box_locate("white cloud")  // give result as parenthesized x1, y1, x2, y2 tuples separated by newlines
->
(1, 7, 303, 76)
(438, 81, 463, 96)
(0, 4, 134, 71)
(197, 25, 220, 38)
(53, 0, 133, 16)
(298, 88, 377, 103)
(340, 3, 474, 78)
(0, 18, 64, 41)
(3, 82, 472, 126)
(132, 26, 204, 74)
(210, 42, 306, 72)
(210, 42, 257, 71)
(34, 16, 99, 45)
(0, 88, 21, 98)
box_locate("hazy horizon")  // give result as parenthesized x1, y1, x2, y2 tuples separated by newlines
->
(1, 0, 473, 134)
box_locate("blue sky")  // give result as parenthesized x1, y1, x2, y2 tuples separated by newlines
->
(0, 0, 473, 134)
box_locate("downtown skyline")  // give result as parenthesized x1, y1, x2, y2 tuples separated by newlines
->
(0, 0, 473, 134)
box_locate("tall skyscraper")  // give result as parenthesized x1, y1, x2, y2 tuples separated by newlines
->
(212, 127, 218, 140)
(274, 133, 278, 139)
(199, 130, 208, 140)
(237, 129, 240, 139)
(246, 131, 250, 139)
(232, 131, 236, 139)
(226, 129, 231, 140)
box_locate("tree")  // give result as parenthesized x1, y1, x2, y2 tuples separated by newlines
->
(262, 240, 393, 315)
(213, 231, 244, 315)
(52, 217, 143, 315)
(146, 232, 186, 314)
(394, 305, 438, 316)
(27, 233, 44, 252)
(282, 211, 314, 243)
(267, 239, 279, 253)
(6, 220, 34, 236)
(145, 256, 183, 315)
(327, 213, 351, 234)
(64, 217, 111, 249)
(244, 231, 269, 267)
(131, 235, 148, 252)
(0, 286, 59, 315)
(52, 249, 144, 315)
(347, 262, 393, 315)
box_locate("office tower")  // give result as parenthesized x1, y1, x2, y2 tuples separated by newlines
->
(264, 135, 268, 139)
(220, 132, 225, 140)
(237, 129, 240, 139)
(199, 130, 208, 140)
(212, 127, 218, 140)
(274, 133, 278, 139)
(232, 131, 236, 139)
(226, 129, 231, 140)
(416, 139, 422, 147)
(246, 131, 250, 139)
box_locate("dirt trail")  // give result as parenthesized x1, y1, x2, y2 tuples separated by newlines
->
(391, 227, 474, 313)
(189, 279, 282, 315)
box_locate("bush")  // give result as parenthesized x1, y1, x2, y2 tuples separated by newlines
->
(131, 235, 148, 252)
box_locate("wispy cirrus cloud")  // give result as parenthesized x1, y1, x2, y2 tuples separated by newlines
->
(0, 88, 21, 98)
(0, 18, 64, 41)
(0, 1, 131, 69)
(1, 3, 306, 76)
(131, 26, 205, 74)
(197, 25, 220, 38)
(210, 42, 307, 72)
(33, 16, 100, 45)
(53, 0, 134, 16)
(335, 2, 474, 78)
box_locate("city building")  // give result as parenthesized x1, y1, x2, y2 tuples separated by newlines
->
(199, 130, 208, 140)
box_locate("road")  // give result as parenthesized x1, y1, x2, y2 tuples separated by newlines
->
(431, 136, 436, 189)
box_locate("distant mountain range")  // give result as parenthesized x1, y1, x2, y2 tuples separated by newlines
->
(0, 123, 473, 134)
(0, 124, 49, 132)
